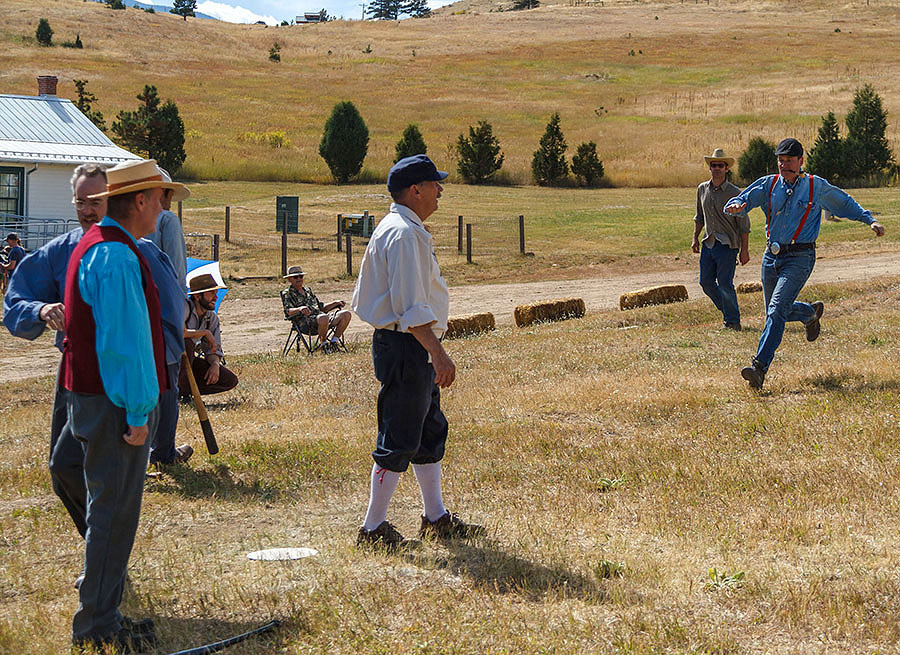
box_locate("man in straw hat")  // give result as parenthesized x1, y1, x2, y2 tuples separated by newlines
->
(352, 155, 484, 550)
(726, 138, 885, 389)
(59, 158, 188, 651)
(691, 148, 750, 331)
(3, 164, 192, 596)
(181, 273, 239, 397)
(281, 264, 351, 351)
(146, 166, 188, 288)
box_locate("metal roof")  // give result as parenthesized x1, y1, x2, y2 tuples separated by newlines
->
(0, 94, 141, 165)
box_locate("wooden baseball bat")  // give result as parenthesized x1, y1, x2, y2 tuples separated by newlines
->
(181, 352, 219, 455)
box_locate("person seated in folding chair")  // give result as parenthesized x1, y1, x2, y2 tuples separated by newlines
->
(281, 265, 351, 353)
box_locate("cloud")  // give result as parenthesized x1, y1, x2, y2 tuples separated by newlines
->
(197, 1, 279, 25)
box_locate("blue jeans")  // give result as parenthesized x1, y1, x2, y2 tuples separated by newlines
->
(699, 241, 740, 325)
(755, 249, 817, 370)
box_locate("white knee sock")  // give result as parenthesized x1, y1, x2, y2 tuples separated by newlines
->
(413, 462, 446, 522)
(362, 464, 401, 532)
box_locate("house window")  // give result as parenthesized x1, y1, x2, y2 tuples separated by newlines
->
(0, 167, 24, 216)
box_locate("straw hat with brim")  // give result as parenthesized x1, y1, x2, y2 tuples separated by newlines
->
(703, 148, 735, 166)
(188, 274, 227, 295)
(88, 159, 190, 201)
(283, 265, 305, 278)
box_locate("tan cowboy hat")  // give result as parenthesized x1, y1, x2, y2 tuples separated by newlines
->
(703, 148, 735, 166)
(283, 265, 305, 278)
(88, 159, 190, 200)
(157, 166, 191, 202)
(188, 273, 227, 295)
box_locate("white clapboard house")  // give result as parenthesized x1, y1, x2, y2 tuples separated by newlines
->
(0, 75, 140, 249)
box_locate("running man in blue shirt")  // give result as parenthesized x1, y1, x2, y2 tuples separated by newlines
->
(725, 138, 885, 389)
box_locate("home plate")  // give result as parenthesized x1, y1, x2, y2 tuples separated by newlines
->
(247, 547, 318, 561)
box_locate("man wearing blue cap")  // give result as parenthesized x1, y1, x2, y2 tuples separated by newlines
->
(725, 138, 884, 389)
(352, 155, 484, 550)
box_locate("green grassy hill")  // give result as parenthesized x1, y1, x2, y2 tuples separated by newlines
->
(4, 0, 900, 185)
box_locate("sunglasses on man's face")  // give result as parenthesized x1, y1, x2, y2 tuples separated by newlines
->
(709, 162, 727, 169)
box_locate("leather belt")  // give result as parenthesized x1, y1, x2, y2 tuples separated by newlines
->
(768, 241, 815, 255)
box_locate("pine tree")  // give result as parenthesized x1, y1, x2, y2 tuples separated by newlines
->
(112, 85, 187, 174)
(843, 83, 894, 182)
(394, 124, 427, 162)
(104, 0, 126, 9)
(36, 18, 53, 46)
(73, 79, 106, 132)
(367, 0, 400, 20)
(571, 141, 604, 187)
(806, 112, 845, 184)
(402, 0, 431, 18)
(738, 137, 777, 184)
(171, 0, 197, 20)
(319, 101, 369, 183)
(531, 113, 569, 186)
(456, 121, 504, 184)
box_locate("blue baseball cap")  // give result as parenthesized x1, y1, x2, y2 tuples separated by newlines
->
(775, 138, 803, 157)
(387, 155, 448, 193)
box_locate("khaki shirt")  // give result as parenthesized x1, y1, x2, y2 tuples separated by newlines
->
(695, 179, 749, 250)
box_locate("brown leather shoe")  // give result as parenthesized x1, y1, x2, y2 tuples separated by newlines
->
(805, 301, 824, 342)
(356, 521, 418, 551)
(419, 511, 485, 540)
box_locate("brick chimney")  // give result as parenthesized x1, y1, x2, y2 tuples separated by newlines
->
(37, 75, 58, 96)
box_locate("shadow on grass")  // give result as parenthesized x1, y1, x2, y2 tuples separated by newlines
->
(145, 463, 277, 503)
(802, 371, 900, 393)
(407, 537, 604, 602)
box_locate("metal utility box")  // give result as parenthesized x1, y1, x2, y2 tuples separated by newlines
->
(342, 211, 374, 237)
(275, 196, 299, 233)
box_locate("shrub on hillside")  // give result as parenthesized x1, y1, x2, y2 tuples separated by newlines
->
(571, 141, 604, 187)
(105, 0, 126, 9)
(36, 19, 53, 47)
(319, 101, 369, 183)
(269, 42, 281, 62)
(738, 137, 776, 184)
(456, 121, 504, 184)
(806, 112, 845, 184)
(844, 83, 894, 184)
(394, 124, 427, 162)
(532, 113, 569, 186)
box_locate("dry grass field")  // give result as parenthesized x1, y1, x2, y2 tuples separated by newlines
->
(4, 276, 900, 653)
(4, 0, 900, 185)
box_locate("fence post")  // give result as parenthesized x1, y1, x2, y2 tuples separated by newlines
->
(177, 200, 183, 224)
(337, 214, 343, 252)
(224, 206, 230, 243)
(519, 215, 525, 254)
(212, 234, 219, 260)
(457, 216, 463, 253)
(345, 234, 352, 276)
(466, 223, 472, 264)
(281, 218, 288, 277)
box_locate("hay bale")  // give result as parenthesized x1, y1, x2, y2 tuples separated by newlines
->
(737, 281, 763, 294)
(444, 312, 496, 339)
(514, 297, 586, 328)
(618, 284, 688, 310)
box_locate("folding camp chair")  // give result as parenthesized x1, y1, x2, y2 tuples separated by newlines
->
(281, 309, 346, 356)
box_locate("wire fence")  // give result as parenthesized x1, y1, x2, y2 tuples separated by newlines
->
(0, 215, 79, 250)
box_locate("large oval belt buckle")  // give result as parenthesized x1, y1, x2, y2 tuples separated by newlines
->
(769, 241, 781, 255)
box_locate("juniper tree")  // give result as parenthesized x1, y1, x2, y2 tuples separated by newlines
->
(394, 124, 427, 162)
(531, 113, 569, 186)
(318, 101, 369, 183)
(456, 121, 504, 184)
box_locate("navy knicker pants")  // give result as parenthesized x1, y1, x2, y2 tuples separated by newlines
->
(371, 328, 448, 472)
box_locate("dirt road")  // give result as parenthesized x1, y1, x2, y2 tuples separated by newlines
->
(3, 250, 899, 383)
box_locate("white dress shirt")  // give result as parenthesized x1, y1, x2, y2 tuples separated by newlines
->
(351, 202, 449, 337)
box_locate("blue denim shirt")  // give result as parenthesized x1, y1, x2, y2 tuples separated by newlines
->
(726, 173, 873, 244)
(3, 227, 186, 365)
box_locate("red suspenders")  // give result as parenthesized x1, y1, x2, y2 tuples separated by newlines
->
(766, 173, 815, 244)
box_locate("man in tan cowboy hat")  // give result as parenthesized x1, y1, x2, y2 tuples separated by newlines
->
(281, 264, 352, 352)
(146, 166, 190, 288)
(61, 158, 188, 651)
(691, 148, 750, 331)
(181, 273, 239, 397)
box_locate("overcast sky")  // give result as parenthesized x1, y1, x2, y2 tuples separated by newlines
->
(196, 0, 456, 24)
